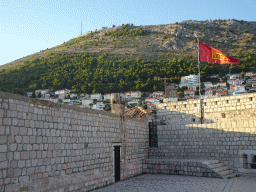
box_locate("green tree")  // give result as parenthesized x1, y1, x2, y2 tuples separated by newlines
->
(32, 90, 36, 98)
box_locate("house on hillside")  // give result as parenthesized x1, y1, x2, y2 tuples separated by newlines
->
(125, 91, 141, 100)
(188, 85, 197, 91)
(229, 84, 246, 94)
(166, 83, 179, 98)
(246, 78, 256, 86)
(163, 97, 178, 103)
(79, 93, 90, 99)
(245, 72, 254, 77)
(205, 89, 213, 96)
(55, 89, 70, 100)
(70, 93, 77, 99)
(82, 99, 94, 107)
(91, 93, 102, 101)
(228, 79, 244, 86)
(179, 74, 199, 88)
(103, 93, 111, 100)
(27, 92, 33, 98)
(204, 82, 213, 89)
(249, 84, 256, 92)
(92, 102, 105, 110)
(40, 97, 59, 103)
(36, 89, 49, 98)
(216, 91, 227, 97)
(147, 103, 156, 110)
(145, 98, 160, 105)
(230, 74, 242, 80)
(127, 99, 141, 106)
(184, 90, 195, 99)
(152, 91, 164, 99)
(217, 82, 227, 87)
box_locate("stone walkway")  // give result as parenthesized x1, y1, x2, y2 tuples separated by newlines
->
(92, 174, 256, 192)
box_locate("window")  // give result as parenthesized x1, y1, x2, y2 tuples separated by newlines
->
(221, 113, 225, 118)
(204, 102, 207, 106)
(184, 104, 187, 108)
(250, 97, 253, 101)
(194, 103, 197, 107)
(237, 99, 240, 103)
(215, 101, 218, 105)
(173, 105, 176, 109)
(226, 100, 229, 104)
(192, 118, 195, 122)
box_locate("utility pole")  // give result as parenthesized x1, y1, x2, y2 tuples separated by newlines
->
(81, 21, 82, 36)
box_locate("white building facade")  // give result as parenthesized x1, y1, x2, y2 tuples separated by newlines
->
(179, 74, 199, 88)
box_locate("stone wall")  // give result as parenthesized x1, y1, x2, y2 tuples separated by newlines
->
(0, 92, 149, 192)
(156, 93, 256, 173)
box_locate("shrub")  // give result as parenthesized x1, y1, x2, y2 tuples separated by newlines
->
(243, 28, 249, 33)
(245, 39, 249, 43)
(216, 44, 220, 48)
(192, 26, 194, 30)
(175, 22, 178, 25)
(250, 35, 254, 40)
(211, 38, 214, 42)
(190, 31, 193, 34)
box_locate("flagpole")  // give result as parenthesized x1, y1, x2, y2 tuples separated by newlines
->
(198, 37, 202, 124)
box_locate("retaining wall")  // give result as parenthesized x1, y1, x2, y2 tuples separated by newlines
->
(0, 92, 149, 192)
(156, 93, 256, 173)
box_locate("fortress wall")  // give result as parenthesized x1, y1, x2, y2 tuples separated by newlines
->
(0, 92, 149, 192)
(156, 93, 256, 172)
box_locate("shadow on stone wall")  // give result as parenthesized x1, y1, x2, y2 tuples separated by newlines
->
(150, 108, 256, 173)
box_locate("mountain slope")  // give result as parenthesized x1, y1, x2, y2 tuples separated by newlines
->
(2, 19, 256, 70)
(1, 19, 256, 96)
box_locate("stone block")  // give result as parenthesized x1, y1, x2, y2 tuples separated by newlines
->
(3, 118, 11, 125)
(13, 168, 21, 177)
(27, 167, 34, 175)
(15, 136, 22, 143)
(9, 143, 16, 151)
(32, 159, 38, 166)
(2, 103, 8, 109)
(18, 160, 25, 168)
(0, 109, 4, 117)
(19, 127, 27, 135)
(16, 105, 23, 112)
(10, 111, 17, 118)
(10, 160, 17, 168)
(0, 153, 6, 162)
(10, 104, 16, 111)
(14, 152, 20, 160)
(0, 145, 7, 153)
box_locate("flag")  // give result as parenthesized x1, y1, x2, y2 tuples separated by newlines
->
(199, 41, 239, 64)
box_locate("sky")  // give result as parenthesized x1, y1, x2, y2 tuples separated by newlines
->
(0, 0, 255, 66)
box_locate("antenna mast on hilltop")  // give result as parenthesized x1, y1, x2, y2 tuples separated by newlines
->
(81, 21, 82, 36)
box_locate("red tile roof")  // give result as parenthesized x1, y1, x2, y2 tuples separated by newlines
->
(125, 107, 147, 118)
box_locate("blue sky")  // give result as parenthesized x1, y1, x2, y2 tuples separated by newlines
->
(0, 0, 255, 66)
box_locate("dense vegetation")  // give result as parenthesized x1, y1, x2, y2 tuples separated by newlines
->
(1, 50, 256, 96)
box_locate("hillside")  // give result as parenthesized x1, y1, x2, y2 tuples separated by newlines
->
(1, 19, 256, 96)
(2, 19, 256, 70)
